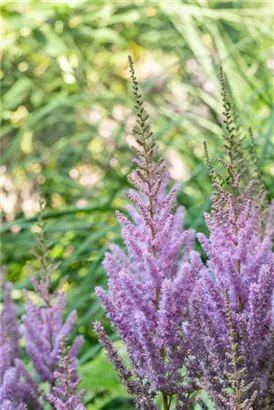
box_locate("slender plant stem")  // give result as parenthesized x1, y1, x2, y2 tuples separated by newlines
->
(162, 392, 169, 410)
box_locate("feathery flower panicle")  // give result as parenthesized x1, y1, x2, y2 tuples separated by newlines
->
(0, 198, 84, 409)
(46, 338, 86, 410)
(94, 56, 200, 410)
(20, 198, 84, 403)
(188, 68, 274, 410)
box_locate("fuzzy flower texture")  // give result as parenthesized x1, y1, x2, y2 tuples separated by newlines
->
(95, 59, 274, 410)
(0, 216, 85, 409)
(188, 69, 274, 410)
(95, 56, 201, 410)
(46, 339, 85, 410)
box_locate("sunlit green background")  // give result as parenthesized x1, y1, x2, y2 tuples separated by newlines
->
(1, 1, 274, 409)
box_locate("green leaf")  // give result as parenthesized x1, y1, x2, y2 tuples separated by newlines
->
(2, 77, 33, 110)
(32, 27, 47, 46)
(92, 28, 123, 44)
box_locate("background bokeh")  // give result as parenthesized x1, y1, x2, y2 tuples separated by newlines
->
(1, 1, 274, 409)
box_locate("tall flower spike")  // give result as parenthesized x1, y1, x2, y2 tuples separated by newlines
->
(20, 197, 83, 395)
(188, 68, 274, 409)
(95, 56, 199, 410)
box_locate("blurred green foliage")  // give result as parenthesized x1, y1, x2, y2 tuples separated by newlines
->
(1, 1, 273, 408)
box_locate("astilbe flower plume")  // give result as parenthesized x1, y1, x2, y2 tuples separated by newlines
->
(94, 56, 201, 410)
(188, 68, 274, 410)
(46, 338, 86, 410)
(20, 201, 84, 405)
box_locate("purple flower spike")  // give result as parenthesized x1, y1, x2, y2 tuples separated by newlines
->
(188, 68, 274, 410)
(94, 56, 200, 409)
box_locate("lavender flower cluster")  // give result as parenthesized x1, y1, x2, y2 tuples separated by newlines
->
(1, 58, 273, 410)
(0, 216, 85, 409)
(94, 58, 274, 410)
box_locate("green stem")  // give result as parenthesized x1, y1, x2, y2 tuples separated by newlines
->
(162, 392, 169, 410)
